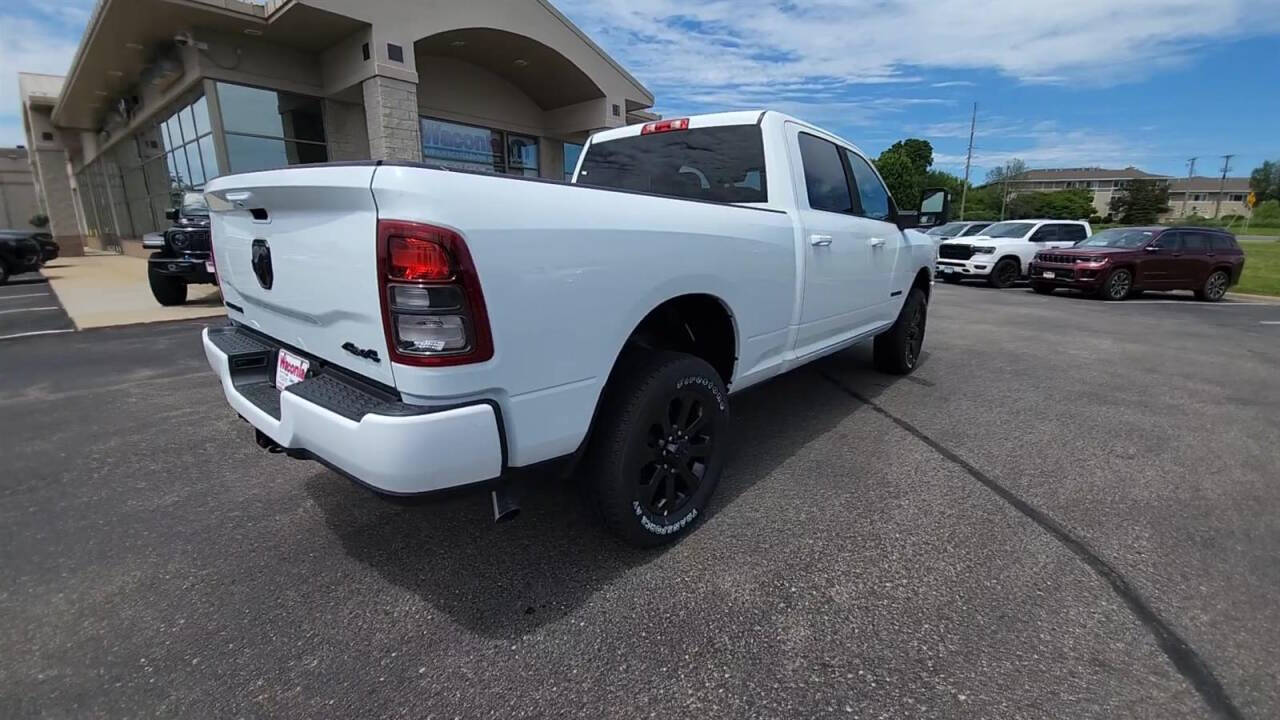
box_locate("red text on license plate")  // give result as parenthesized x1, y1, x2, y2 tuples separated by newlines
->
(275, 350, 310, 391)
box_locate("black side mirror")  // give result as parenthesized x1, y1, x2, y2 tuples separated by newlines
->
(165, 209, 178, 222)
(913, 188, 950, 229)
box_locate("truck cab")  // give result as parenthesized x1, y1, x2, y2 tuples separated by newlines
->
(937, 219, 1091, 287)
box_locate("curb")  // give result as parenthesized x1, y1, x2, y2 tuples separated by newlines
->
(1226, 292, 1280, 304)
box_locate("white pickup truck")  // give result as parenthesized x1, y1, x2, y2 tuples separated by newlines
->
(201, 110, 947, 546)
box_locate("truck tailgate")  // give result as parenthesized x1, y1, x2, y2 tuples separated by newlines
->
(205, 166, 395, 387)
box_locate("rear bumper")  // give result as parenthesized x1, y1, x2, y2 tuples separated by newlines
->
(202, 325, 504, 494)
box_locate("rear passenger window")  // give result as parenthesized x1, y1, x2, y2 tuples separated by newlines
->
(842, 149, 892, 221)
(1031, 225, 1058, 242)
(798, 133, 854, 214)
(1209, 234, 1237, 251)
(1182, 232, 1209, 252)
(1059, 224, 1088, 243)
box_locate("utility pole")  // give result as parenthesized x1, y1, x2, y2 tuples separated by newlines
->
(959, 102, 976, 221)
(1214, 155, 1233, 219)
(1183, 157, 1197, 217)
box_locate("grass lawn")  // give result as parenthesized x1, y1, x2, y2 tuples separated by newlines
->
(1235, 225, 1280, 237)
(1236, 239, 1280, 296)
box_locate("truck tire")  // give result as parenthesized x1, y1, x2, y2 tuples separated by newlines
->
(0, 261, 9, 285)
(873, 287, 927, 375)
(987, 258, 1019, 288)
(148, 263, 188, 306)
(586, 351, 730, 548)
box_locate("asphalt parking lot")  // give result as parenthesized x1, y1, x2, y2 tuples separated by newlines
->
(2, 284, 1277, 719)
(0, 271, 74, 340)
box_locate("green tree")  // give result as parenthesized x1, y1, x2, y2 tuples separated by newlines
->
(923, 169, 964, 198)
(1109, 179, 1170, 223)
(985, 158, 1028, 185)
(874, 152, 922, 209)
(884, 139, 934, 175)
(1252, 199, 1280, 225)
(958, 184, 1003, 220)
(1006, 189, 1095, 220)
(1250, 160, 1280, 203)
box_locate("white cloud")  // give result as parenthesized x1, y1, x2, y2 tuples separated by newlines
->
(558, 0, 1280, 115)
(933, 126, 1163, 176)
(930, 81, 975, 88)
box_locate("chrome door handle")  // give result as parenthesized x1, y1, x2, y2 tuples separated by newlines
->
(810, 234, 833, 247)
(869, 237, 886, 248)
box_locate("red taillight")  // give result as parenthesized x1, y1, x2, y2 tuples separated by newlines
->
(640, 118, 689, 135)
(377, 220, 493, 367)
(388, 235, 453, 281)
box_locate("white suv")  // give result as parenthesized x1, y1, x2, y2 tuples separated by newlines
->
(936, 219, 1091, 287)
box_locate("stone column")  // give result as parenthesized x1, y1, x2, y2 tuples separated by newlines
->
(32, 149, 84, 257)
(323, 99, 371, 161)
(361, 76, 421, 163)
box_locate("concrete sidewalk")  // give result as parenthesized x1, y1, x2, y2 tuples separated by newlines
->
(41, 252, 224, 329)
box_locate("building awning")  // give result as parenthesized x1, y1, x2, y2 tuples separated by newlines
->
(53, 0, 364, 130)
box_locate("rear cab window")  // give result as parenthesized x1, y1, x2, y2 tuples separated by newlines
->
(576, 125, 767, 204)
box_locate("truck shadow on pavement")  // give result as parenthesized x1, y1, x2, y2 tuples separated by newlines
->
(303, 344, 905, 640)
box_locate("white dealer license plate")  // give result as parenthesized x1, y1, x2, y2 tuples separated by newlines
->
(1042, 271, 1055, 279)
(941, 266, 954, 273)
(275, 349, 310, 391)
(205, 260, 215, 274)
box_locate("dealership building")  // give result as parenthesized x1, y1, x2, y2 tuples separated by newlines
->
(18, 0, 657, 257)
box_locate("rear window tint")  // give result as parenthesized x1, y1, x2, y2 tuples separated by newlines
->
(577, 125, 767, 204)
(1209, 234, 1238, 251)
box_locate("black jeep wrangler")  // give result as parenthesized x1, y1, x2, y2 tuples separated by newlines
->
(145, 192, 217, 306)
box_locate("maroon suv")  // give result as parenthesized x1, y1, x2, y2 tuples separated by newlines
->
(1027, 226, 1245, 301)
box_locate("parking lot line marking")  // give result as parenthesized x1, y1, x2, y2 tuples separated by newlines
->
(818, 370, 1243, 720)
(1119, 301, 1270, 306)
(0, 293, 51, 301)
(1261, 321, 1280, 325)
(0, 329, 74, 341)
(0, 306, 61, 315)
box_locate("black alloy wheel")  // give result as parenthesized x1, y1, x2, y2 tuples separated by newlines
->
(636, 391, 717, 518)
(988, 258, 1019, 288)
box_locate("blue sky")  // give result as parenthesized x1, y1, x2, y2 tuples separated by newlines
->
(5, 0, 1280, 180)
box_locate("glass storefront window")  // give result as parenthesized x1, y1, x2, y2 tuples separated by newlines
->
(507, 134, 539, 177)
(225, 134, 289, 174)
(216, 82, 328, 173)
(198, 135, 219, 178)
(178, 106, 197, 148)
(420, 117, 540, 176)
(193, 96, 212, 136)
(564, 143, 583, 181)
